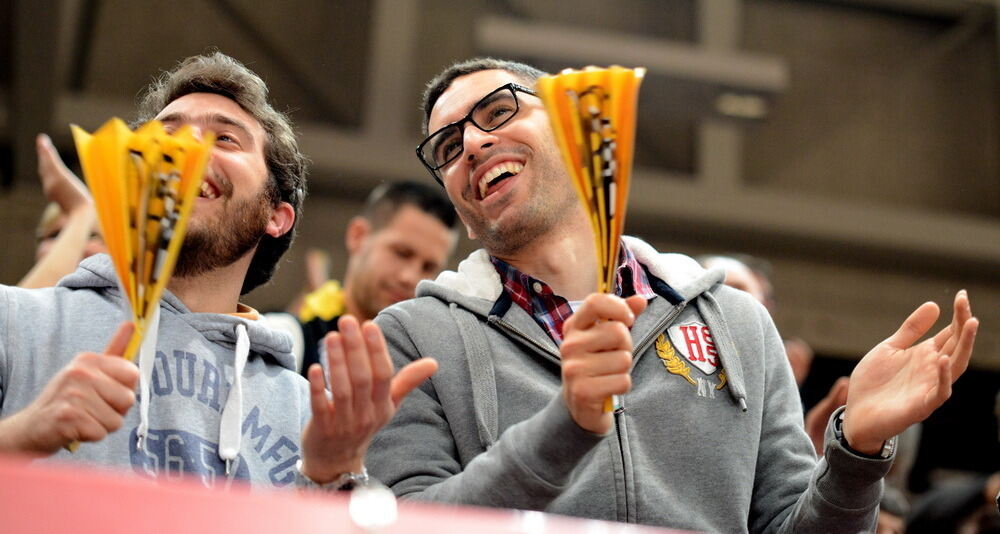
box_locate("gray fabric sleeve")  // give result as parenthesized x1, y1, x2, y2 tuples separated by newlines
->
(368, 311, 607, 509)
(745, 300, 890, 533)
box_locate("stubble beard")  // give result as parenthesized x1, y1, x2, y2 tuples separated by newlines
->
(173, 188, 272, 279)
(461, 147, 578, 257)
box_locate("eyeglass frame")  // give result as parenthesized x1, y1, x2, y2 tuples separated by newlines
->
(416, 82, 537, 185)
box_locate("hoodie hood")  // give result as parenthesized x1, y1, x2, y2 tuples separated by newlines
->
(420, 236, 724, 308)
(417, 236, 748, 412)
(60, 254, 295, 370)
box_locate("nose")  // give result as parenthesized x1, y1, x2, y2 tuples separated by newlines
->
(462, 123, 500, 163)
(399, 260, 422, 290)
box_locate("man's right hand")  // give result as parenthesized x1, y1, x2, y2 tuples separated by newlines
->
(560, 294, 647, 434)
(0, 323, 138, 455)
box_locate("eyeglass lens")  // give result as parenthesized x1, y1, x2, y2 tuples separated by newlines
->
(426, 87, 520, 169)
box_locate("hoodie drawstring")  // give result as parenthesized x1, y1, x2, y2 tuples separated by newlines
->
(696, 292, 749, 412)
(219, 324, 249, 475)
(136, 306, 161, 451)
(134, 316, 250, 475)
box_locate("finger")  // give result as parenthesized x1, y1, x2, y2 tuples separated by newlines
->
(885, 302, 939, 350)
(565, 294, 634, 333)
(92, 371, 138, 415)
(390, 358, 438, 407)
(324, 332, 353, 416)
(362, 321, 393, 403)
(947, 317, 978, 381)
(340, 317, 373, 412)
(90, 354, 139, 390)
(81, 390, 128, 436)
(567, 374, 632, 407)
(74, 411, 115, 443)
(624, 295, 648, 321)
(926, 355, 953, 411)
(934, 290, 970, 352)
(306, 363, 331, 420)
(103, 322, 135, 357)
(561, 350, 632, 378)
(563, 321, 633, 355)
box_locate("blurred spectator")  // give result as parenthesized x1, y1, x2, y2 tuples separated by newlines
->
(18, 134, 106, 288)
(267, 181, 459, 374)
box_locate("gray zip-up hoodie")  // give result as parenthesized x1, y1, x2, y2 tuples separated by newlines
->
(370, 236, 892, 533)
(0, 254, 310, 489)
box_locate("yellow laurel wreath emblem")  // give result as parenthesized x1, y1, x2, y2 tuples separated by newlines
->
(716, 369, 727, 391)
(656, 333, 696, 387)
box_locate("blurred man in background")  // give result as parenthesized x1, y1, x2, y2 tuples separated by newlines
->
(267, 181, 459, 374)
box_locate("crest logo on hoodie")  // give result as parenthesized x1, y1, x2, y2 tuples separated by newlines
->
(667, 322, 720, 376)
(656, 333, 727, 398)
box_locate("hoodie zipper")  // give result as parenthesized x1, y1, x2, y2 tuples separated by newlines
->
(491, 301, 688, 523)
(614, 301, 687, 523)
(487, 316, 561, 363)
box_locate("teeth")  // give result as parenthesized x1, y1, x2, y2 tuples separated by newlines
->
(478, 162, 523, 199)
(200, 181, 218, 199)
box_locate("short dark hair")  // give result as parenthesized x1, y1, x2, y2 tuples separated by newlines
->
(134, 51, 308, 295)
(421, 57, 548, 135)
(363, 181, 458, 230)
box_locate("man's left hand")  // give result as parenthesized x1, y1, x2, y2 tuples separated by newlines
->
(299, 315, 437, 483)
(843, 290, 978, 454)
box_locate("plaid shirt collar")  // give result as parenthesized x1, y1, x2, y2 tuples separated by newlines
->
(490, 242, 657, 344)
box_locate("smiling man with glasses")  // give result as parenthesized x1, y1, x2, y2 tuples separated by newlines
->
(362, 57, 979, 533)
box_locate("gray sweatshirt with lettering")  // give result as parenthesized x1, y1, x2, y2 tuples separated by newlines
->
(369, 236, 892, 533)
(0, 254, 310, 488)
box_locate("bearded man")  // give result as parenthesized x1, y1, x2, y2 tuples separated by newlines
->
(0, 52, 435, 490)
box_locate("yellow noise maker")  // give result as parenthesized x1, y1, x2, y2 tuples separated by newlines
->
(537, 66, 645, 412)
(67, 118, 214, 450)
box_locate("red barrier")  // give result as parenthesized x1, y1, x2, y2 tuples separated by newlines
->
(0, 455, 692, 533)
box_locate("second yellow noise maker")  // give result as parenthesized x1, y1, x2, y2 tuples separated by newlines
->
(538, 66, 645, 413)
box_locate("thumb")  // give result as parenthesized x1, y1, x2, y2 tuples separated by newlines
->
(625, 295, 648, 322)
(103, 322, 135, 357)
(390, 358, 438, 406)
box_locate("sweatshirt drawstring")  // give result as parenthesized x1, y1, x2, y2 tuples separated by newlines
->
(696, 292, 749, 412)
(219, 323, 249, 475)
(136, 306, 161, 451)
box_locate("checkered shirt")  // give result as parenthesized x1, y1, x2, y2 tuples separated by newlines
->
(490, 242, 657, 344)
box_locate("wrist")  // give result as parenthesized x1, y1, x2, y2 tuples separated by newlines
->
(837, 410, 895, 458)
(299, 456, 365, 485)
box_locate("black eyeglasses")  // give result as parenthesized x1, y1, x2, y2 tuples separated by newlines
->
(417, 83, 536, 184)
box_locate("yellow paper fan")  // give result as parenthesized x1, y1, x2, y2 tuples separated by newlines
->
(71, 119, 214, 362)
(538, 66, 645, 412)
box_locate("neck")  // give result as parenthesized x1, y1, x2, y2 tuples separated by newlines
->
(491, 209, 598, 301)
(167, 255, 253, 314)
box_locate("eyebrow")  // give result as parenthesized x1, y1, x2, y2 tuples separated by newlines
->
(429, 86, 515, 149)
(157, 112, 256, 149)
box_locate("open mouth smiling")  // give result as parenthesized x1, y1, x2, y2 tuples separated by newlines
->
(477, 161, 524, 200)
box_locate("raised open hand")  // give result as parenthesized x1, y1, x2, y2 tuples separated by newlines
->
(36, 134, 93, 214)
(843, 290, 978, 454)
(299, 316, 437, 483)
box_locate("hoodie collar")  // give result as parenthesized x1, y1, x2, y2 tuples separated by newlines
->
(423, 236, 724, 307)
(58, 253, 296, 372)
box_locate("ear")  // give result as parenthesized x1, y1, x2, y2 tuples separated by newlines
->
(265, 201, 295, 238)
(345, 216, 371, 255)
